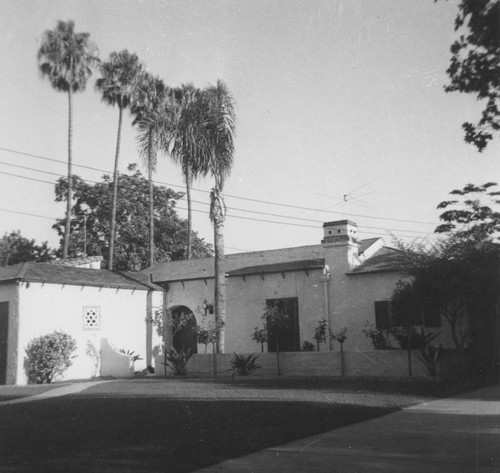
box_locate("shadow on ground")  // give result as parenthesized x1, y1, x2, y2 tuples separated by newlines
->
(0, 396, 393, 473)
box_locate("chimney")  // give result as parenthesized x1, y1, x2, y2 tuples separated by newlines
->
(321, 220, 360, 267)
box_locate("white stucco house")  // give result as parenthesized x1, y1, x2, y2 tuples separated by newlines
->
(144, 220, 444, 358)
(0, 257, 163, 385)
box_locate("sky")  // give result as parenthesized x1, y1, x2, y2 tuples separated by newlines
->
(0, 0, 498, 255)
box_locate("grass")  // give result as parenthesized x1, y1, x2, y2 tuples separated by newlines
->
(0, 376, 480, 473)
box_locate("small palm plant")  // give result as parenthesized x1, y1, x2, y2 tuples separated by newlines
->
(228, 354, 261, 376)
(416, 328, 442, 377)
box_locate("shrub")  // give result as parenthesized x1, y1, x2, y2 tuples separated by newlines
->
(25, 331, 77, 384)
(228, 354, 261, 376)
(313, 319, 328, 351)
(164, 347, 193, 376)
(302, 341, 314, 351)
(416, 328, 443, 377)
(251, 326, 268, 352)
(362, 322, 395, 350)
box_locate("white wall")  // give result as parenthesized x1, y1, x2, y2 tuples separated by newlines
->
(16, 282, 154, 384)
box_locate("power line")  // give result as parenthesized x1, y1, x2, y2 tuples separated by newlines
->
(0, 200, 432, 242)
(0, 163, 435, 236)
(0, 145, 440, 226)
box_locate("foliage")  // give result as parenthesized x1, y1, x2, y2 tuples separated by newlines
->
(313, 319, 328, 351)
(37, 20, 99, 259)
(164, 347, 193, 376)
(205, 80, 237, 353)
(228, 354, 261, 376)
(131, 73, 170, 266)
(392, 184, 500, 353)
(37, 20, 98, 94)
(0, 230, 55, 266)
(119, 348, 143, 363)
(96, 50, 143, 109)
(262, 302, 290, 375)
(251, 326, 268, 352)
(391, 326, 425, 350)
(435, 182, 500, 242)
(330, 327, 348, 346)
(302, 341, 314, 351)
(415, 328, 443, 377)
(391, 184, 500, 377)
(24, 331, 77, 384)
(95, 50, 145, 270)
(53, 164, 213, 270)
(444, 0, 500, 151)
(196, 315, 224, 354)
(362, 322, 395, 350)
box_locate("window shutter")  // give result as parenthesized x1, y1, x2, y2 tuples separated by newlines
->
(375, 301, 390, 329)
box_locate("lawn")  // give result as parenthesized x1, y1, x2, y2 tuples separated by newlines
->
(0, 376, 476, 473)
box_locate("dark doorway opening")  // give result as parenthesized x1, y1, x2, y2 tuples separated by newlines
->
(266, 297, 300, 352)
(171, 306, 198, 354)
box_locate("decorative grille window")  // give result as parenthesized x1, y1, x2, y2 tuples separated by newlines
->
(83, 307, 101, 330)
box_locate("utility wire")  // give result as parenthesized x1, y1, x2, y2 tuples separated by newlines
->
(0, 145, 440, 226)
(0, 163, 435, 236)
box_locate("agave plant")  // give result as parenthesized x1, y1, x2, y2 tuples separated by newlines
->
(164, 347, 193, 376)
(228, 354, 261, 376)
(416, 328, 443, 377)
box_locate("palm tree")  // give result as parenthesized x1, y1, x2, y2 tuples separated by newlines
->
(202, 80, 236, 353)
(38, 20, 98, 259)
(96, 50, 143, 270)
(131, 73, 169, 268)
(166, 84, 206, 260)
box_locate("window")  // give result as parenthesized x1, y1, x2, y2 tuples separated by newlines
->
(265, 297, 300, 352)
(83, 307, 101, 330)
(374, 300, 441, 329)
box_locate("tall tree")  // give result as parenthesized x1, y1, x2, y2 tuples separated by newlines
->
(131, 73, 169, 268)
(0, 231, 55, 266)
(53, 165, 213, 270)
(392, 183, 500, 376)
(166, 84, 206, 260)
(202, 80, 236, 353)
(95, 50, 144, 270)
(37, 20, 98, 259)
(445, 0, 500, 151)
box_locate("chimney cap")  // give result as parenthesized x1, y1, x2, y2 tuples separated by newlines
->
(323, 219, 357, 228)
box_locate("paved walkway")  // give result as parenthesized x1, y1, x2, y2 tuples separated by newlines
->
(0, 381, 111, 406)
(195, 383, 500, 473)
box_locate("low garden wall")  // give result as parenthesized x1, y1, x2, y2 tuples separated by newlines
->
(155, 350, 430, 378)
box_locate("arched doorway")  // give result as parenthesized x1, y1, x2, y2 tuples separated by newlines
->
(171, 305, 198, 354)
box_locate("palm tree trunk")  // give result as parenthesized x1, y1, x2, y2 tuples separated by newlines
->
(108, 105, 123, 270)
(148, 128, 155, 268)
(63, 88, 73, 260)
(211, 188, 226, 354)
(185, 169, 192, 260)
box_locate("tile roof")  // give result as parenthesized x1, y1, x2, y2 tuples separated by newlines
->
(146, 238, 395, 283)
(347, 247, 401, 275)
(227, 259, 325, 277)
(147, 244, 328, 282)
(0, 262, 163, 291)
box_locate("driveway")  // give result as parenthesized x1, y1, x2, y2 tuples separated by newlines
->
(194, 383, 500, 473)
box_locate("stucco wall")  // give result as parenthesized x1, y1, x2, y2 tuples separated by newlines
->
(0, 283, 20, 384)
(226, 270, 325, 353)
(156, 350, 429, 378)
(334, 271, 403, 351)
(16, 282, 157, 384)
(163, 269, 326, 355)
(161, 243, 455, 357)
